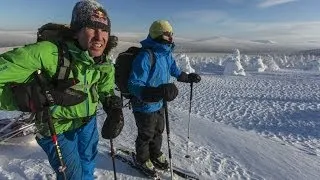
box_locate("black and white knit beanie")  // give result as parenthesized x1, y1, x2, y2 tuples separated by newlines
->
(70, 0, 110, 32)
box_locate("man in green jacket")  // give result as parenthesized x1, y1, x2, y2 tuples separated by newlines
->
(0, 0, 122, 179)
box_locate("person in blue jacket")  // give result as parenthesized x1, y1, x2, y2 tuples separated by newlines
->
(128, 20, 201, 176)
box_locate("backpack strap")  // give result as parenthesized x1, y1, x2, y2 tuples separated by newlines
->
(55, 41, 72, 80)
(145, 48, 155, 69)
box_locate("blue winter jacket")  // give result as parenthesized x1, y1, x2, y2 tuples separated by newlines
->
(128, 36, 182, 113)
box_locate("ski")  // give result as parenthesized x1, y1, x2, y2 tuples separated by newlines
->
(109, 150, 161, 180)
(114, 147, 200, 180)
(0, 113, 29, 133)
(0, 112, 35, 142)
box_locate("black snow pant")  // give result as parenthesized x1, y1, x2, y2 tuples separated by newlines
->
(133, 108, 165, 163)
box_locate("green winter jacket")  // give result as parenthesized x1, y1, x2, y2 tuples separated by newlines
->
(0, 41, 115, 136)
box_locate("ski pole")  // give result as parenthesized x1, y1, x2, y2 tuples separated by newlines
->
(34, 70, 67, 180)
(110, 139, 117, 180)
(164, 101, 174, 180)
(0, 123, 35, 143)
(46, 109, 67, 179)
(185, 82, 193, 158)
(0, 113, 25, 133)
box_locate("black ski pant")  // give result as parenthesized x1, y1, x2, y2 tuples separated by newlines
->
(133, 108, 165, 163)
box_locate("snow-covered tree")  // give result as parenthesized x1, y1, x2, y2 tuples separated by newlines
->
(249, 56, 266, 72)
(233, 49, 241, 61)
(223, 49, 246, 76)
(218, 57, 223, 66)
(264, 55, 280, 71)
(176, 53, 195, 73)
(241, 55, 250, 69)
(223, 57, 246, 76)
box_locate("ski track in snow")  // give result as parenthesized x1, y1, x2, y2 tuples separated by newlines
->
(94, 108, 265, 180)
(172, 70, 320, 156)
(166, 110, 266, 180)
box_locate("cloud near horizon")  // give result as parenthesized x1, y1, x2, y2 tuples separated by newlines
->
(173, 8, 320, 44)
(258, 0, 298, 8)
(225, 21, 320, 43)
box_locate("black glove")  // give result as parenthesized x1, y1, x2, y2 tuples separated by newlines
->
(160, 83, 179, 101)
(177, 72, 201, 83)
(188, 73, 201, 83)
(177, 72, 189, 82)
(11, 78, 87, 112)
(142, 83, 178, 102)
(101, 95, 124, 139)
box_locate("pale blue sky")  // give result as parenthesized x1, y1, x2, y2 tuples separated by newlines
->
(0, 0, 319, 42)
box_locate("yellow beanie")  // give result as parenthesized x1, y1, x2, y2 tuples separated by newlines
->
(149, 20, 173, 39)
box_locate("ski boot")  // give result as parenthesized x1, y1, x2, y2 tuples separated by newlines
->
(136, 159, 160, 179)
(151, 153, 169, 170)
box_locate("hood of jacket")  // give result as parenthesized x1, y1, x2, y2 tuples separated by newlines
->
(140, 35, 174, 54)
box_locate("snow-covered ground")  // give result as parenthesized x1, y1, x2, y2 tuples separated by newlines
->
(1, 39, 320, 180)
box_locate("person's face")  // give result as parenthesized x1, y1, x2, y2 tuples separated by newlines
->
(76, 27, 109, 57)
(161, 31, 174, 44)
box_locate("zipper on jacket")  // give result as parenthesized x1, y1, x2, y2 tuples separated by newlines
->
(84, 73, 89, 117)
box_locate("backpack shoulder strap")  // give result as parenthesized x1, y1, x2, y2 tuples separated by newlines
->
(144, 48, 155, 69)
(55, 41, 72, 80)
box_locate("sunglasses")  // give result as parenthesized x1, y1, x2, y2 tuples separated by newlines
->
(162, 31, 173, 43)
(163, 31, 173, 37)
